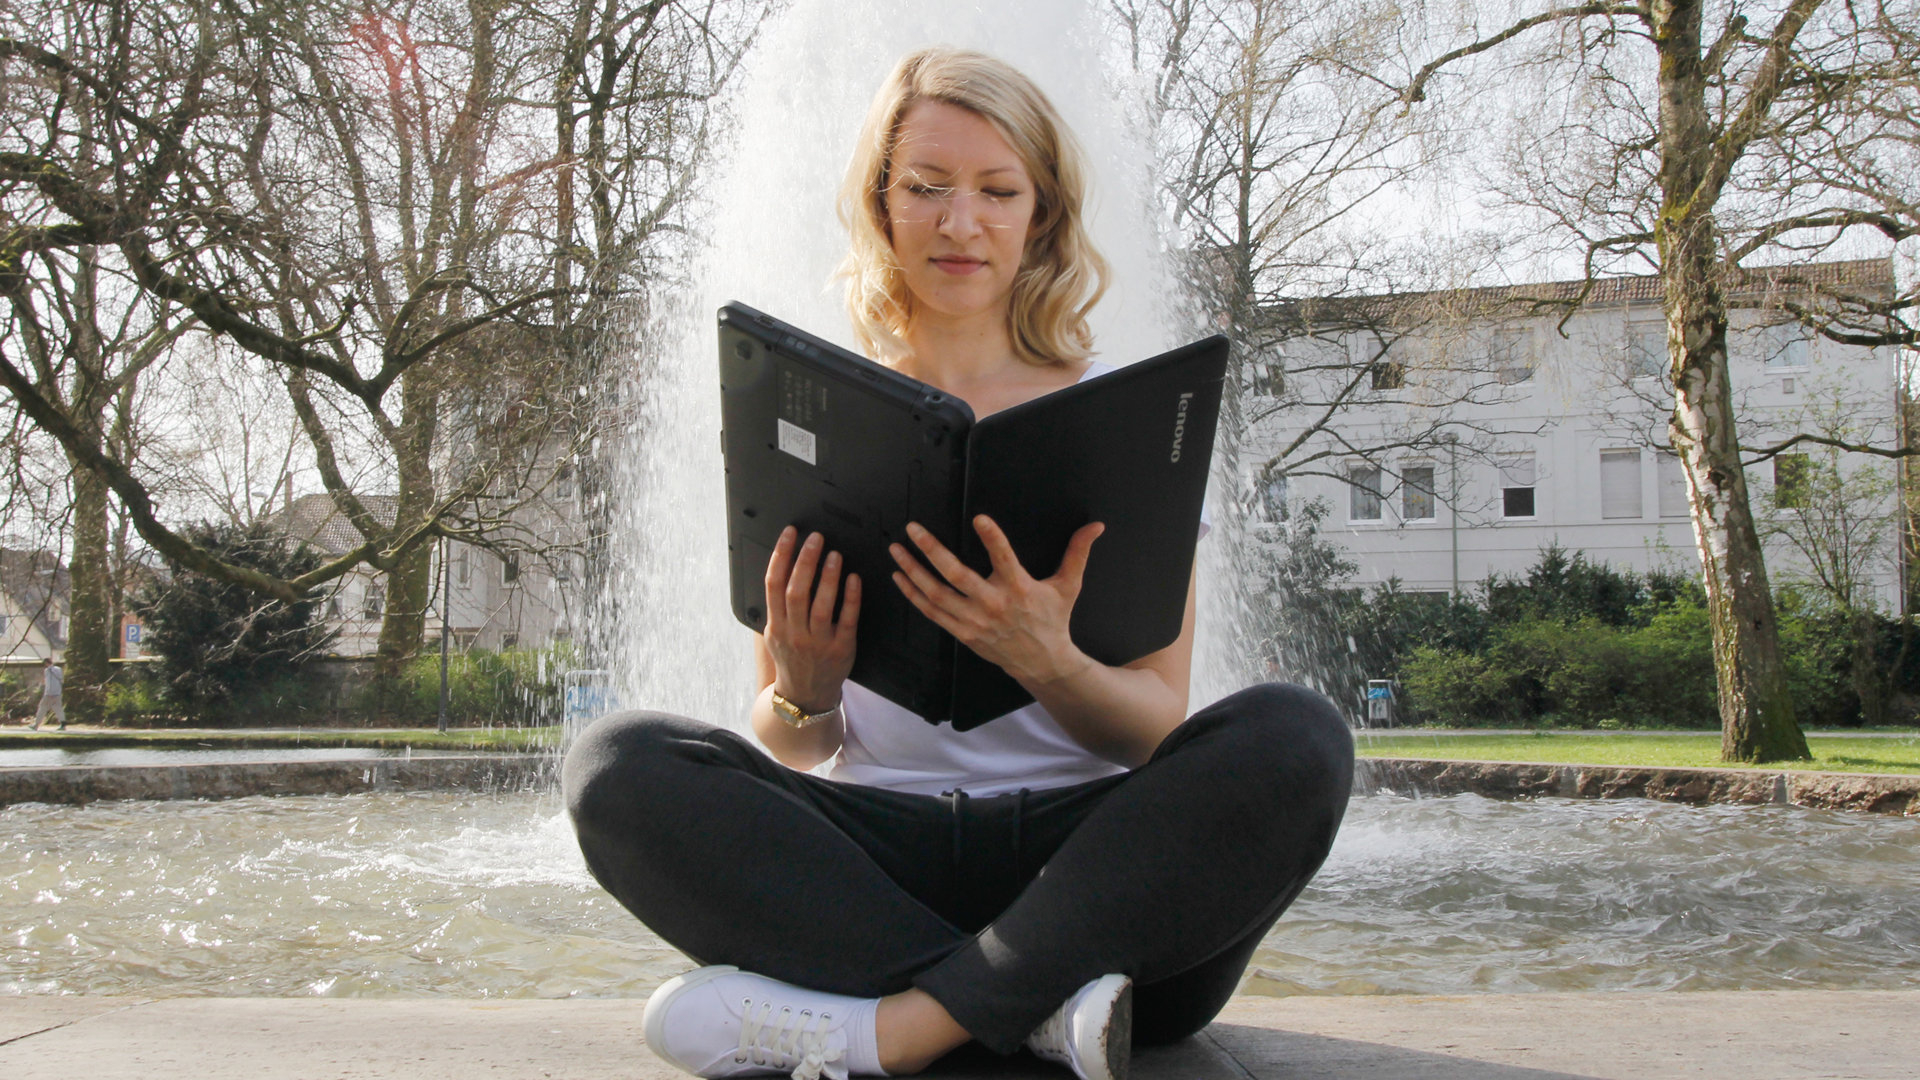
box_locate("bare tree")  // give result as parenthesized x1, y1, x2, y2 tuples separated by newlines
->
(1, 0, 757, 683)
(1109, 0, 1562, 691)
(1388, 0, 1919, 760)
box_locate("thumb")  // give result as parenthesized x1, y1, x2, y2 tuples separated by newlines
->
(1054, 521, 1105, 590)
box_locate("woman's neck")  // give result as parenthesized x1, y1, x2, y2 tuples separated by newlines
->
(898, 306, 1020, 391)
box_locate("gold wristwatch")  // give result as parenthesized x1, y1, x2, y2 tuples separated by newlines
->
(770, 690, 842, 729)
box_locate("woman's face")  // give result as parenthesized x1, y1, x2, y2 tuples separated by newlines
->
(883, 100, 1037, 325)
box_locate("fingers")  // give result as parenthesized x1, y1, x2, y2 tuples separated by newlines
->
(762, 526, 798, 633)
(971, 515, 1036, 581)
(809, 549, 844, 634)
(785, 530, 826, 625)
(833, 573, 862, 645)
(900, 521, 990, 595)
(766, 528, 860, 636)
(892, 564, 964, 638)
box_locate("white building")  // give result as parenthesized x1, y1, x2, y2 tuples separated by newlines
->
(1247, 259, 1910, 611)
(277, 487, 587, 656)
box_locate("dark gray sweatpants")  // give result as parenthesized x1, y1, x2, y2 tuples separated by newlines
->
(562, 682, 1353, 1054)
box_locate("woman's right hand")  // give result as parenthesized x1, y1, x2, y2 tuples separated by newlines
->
(762, 526, 861, 710)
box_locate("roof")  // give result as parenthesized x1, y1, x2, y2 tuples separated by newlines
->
(268, 493, 399, 556)
(0, 548, 69, 648)
(1266, 257, 1897, 330)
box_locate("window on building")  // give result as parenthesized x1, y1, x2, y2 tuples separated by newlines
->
(325, 594, 342, 620)
(502, 554, 520, 584)
(1260, 474, 1290, 522)
(1402, 465, 1436, 521)
(1773, 454, 1812, 509)
(555, 463, 575, 500)
(1657, 451, 1690, 517)
(362, 582, 385, 620)
(1600, 450, 1642, 519)
(1348, 463, 1383, 521)
(454, 545, 470, 585)
(1368, 360, 1406, 391)
(1499, 454, 1537, 518)
(1760, 323, 1811, 370)
(554, 556, 574, 583)
(1493, 327, 1534, 385)
(1628, 320, 1665, 379)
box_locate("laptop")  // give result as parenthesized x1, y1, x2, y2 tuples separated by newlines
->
(718, 301, 1226, 730)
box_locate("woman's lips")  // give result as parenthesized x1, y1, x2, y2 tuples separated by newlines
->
(931, 256, 986, 275)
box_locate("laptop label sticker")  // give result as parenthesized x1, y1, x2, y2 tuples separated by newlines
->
(777, 418, 817, 465)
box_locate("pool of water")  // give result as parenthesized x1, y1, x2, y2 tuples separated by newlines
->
(0, 748, 489, 768)
(5, 791, 1917, 998)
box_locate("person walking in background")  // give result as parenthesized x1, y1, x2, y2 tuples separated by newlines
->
(31, 655, 65, 731)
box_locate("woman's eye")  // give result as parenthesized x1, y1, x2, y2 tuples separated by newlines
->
(985, 189, 1021, 200)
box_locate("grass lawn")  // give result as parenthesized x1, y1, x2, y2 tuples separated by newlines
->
(1355, 731, 1920, 776)
(0, 726, 557, 753)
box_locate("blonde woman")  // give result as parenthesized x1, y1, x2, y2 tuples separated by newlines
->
(564, 48, 1352, 1080)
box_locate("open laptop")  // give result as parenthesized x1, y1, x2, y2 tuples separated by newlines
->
(719, 301, 1226, 729)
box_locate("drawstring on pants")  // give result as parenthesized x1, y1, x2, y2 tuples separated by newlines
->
(947, 788, 969, 877)
(944, 787, 1034, 878)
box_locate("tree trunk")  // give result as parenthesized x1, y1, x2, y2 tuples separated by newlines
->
(1850, 611, 1889, 727)
(1656, 0, 1809, 762)
(64, 461, 112, 722)
(373, 370, 438, 683)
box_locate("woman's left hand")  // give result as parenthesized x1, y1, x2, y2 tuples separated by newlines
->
(890, 515, 1105, 685)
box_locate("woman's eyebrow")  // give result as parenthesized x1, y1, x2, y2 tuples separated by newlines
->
(902, 162, 1027, 179)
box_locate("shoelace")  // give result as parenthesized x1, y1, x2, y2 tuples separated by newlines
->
(735, 999, 847, 1080)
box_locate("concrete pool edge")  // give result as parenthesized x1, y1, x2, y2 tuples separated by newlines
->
(0, 753, 551, 806)
(1358, 756, 1920, 815)
(2, 990, 1914, 1079)
(3, 752, 1917, 815)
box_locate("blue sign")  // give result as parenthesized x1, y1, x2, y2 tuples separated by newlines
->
(125, 624, 142, 643)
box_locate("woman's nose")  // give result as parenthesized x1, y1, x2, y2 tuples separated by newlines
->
(938, 191, 984, 238)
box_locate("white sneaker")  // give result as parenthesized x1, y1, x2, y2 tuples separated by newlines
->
(1025, 973, 1132, 1080)
(643, 965, 877, 1080)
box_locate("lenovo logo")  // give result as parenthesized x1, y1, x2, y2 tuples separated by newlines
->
(1170, 392, 1194, 462)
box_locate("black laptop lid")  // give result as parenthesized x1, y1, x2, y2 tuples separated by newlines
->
(718, 303, 974, 717)
(948, 335, 1228, 726)
(719, 301, 1227, 729)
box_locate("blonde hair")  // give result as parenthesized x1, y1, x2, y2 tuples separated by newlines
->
(838, 48, 1108, 366)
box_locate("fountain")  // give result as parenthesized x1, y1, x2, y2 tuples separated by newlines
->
(7, 0, 1920, 1006)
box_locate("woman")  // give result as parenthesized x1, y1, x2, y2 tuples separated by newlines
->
(563, 48, 1353, 1080)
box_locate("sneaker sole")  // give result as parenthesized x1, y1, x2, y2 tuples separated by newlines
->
(1077, 974, 1132, 1080)
(642, 964, 740, 1075)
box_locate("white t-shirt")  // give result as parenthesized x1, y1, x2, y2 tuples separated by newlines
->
(823, 360, 1208, 796)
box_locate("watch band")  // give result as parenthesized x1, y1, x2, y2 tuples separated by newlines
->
(770, 690, 842, 729)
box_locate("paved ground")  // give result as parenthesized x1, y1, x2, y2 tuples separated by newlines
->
(4, 991, 1915, 1079)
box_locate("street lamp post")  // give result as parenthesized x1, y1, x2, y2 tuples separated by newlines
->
(1445, 433, 1461, 598)
(437, 534, 451, 733)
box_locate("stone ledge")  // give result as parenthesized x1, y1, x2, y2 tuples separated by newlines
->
(1358, 756, 1920, 815)
(3, 992, 1916, 1079)
(0, 754, 551, 807)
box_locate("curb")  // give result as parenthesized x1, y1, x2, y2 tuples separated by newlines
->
(1358, 756, 1920, 815)
(0, 754, 553, 807)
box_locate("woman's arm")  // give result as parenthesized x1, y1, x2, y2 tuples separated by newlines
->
(1019, 565, 1195, 766)
(751, 527, 859, 770)
(889, 515, 1197, 767)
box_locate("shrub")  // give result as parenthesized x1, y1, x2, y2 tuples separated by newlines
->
(130, 522, 337, 716)
(358, 644, 574, 727)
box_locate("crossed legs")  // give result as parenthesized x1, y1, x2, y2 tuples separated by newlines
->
(563, 682, 1353, 1058)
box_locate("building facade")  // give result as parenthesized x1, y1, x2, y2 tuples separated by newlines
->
(1247, 259, 1909, 611)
